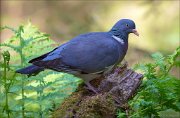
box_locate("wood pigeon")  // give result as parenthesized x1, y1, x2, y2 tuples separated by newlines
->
(16, 19, 139, 93)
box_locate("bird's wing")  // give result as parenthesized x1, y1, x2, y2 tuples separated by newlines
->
(29, 43, 76, 72)
(30, 32, 123, 73)
(29, 47, 58, 63)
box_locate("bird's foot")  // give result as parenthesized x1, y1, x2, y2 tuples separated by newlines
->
(84, 82, 99, 94)
(84, 86, 99, 94)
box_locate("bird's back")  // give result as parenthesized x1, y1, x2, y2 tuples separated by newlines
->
(36, 32, 128, 73)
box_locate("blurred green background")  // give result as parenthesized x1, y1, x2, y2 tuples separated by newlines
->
(1, 0, 179, 68)
(0, 1, 179, 117)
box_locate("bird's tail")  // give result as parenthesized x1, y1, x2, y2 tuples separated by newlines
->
(16, 65, 44, 76)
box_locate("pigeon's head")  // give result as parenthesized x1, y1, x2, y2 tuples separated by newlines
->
(110, 19, 139, 38)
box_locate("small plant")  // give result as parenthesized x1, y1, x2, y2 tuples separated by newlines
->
(117, 47, 180, 118)
(0, 23, 80, 117)
(0, 51, 16, 118)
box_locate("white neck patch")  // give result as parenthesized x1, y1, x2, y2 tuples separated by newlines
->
(112, 35, 124, 45)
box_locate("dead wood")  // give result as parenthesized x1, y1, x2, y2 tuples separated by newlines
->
(52, 63, 143, 118)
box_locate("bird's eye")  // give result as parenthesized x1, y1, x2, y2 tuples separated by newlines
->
(126, 24, 129, 27)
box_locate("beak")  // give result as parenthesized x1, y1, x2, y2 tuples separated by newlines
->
(132, 29, 139, 36)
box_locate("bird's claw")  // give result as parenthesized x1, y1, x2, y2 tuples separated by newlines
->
(84, 86, 99, 94)
(84, 84, 99, 94)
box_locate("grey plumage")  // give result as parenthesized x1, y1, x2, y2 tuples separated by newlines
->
(16, 19, 139, 93)
(31, 32, 127, 73)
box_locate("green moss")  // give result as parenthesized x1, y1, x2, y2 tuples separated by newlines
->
(52, 87, 116, 118)
(76, 94, 116, 118)
(52, 90, 83, 117)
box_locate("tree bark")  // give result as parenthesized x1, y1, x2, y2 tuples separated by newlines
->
(52, 63, 143, 118)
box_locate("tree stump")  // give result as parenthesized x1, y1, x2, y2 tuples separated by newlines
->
(52, 63, 143, 118)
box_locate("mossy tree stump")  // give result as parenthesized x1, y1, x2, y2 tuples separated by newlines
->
(52, 63, 143, 118)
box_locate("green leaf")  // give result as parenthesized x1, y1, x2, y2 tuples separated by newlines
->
(0, 43, 20, 53)
(0, 26, 17, 32)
